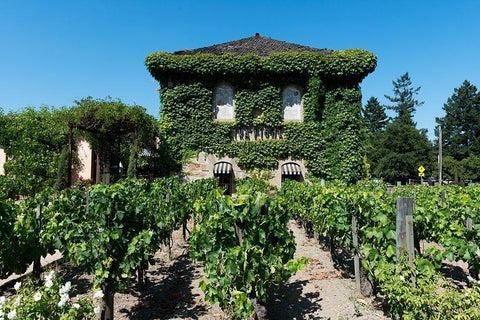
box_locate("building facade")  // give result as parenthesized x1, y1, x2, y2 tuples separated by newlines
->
(0, 146, 6, 176)
(146, 34, 376, 190)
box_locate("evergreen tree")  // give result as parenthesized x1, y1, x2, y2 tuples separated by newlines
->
(376, 121, 433, 183)
(363, 97, 389, 178)
(463, 155, 480, 181)
(372, 73, 434, 182)
(385, 72, 424, 124)
(436, 80, 480, 160)
(363, 97, 389, 133)
(366, 132, 387, 179)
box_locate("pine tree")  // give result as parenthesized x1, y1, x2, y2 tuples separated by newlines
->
(363, 97, 389, 178)
(363, 97, 389, 133)
(436, 80, 480, 160)
(385, 72, 424, 124)
(373, 73, 433, 182)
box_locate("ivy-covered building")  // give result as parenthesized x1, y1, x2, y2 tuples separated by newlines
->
(146, 34, 376, 191)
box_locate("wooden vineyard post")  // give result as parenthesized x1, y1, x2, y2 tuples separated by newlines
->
(183, 223, 187, 241)
(466, 217, 473, 231)
(86, 191, 90, 215)
(329, 234, 335, 264)
(405, 215, 415, 266)
(466, 217, 476, 280)
(137, 261, 146, 291)
(100, 280, 114, 320)
(412, 192, 421, 254)
(33, 203, 42, 280)
(352, 216, 361, 293)
(396, 197, 416, 286)
(234, 219, 243, 247)
(441, 190, 446, 203)
(167, 236, 172, 261)
(396, 197, 415, 259)
(406, 215, 416, 286)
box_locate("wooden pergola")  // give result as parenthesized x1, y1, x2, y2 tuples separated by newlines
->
(66, 121, 140, 185)
(65, 98, 158, 185)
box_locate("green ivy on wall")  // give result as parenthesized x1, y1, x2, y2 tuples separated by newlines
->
(147, 49, 376, 182)
(146, 50, 376, 80)
(235, 85, 282, 127)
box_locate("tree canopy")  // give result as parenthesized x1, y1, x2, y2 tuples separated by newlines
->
(69, 97, 158, 155)
(436, 80, 480, 182)
(0, 107, 69, 196)
(436, 80, 480, 160)
(68, 97, 159, 183)
(375, 120, 433, 182)
(366, 73, 434, 182)
(0, 98, 160, 197)
(385, 72, 424, 124)
(363, 97, 389, 133)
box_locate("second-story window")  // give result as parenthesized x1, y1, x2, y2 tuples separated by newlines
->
(282, 86, 302, 121)
(214, 84, 234, 121)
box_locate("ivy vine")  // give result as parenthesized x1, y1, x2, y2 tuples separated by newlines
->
(147, 49, 376, 182)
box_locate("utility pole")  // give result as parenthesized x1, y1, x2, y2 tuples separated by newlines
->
(438, 126, 442, 185)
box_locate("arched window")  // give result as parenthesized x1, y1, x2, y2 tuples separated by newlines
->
(282, 86, 302, 121)
(213, 161, 234, 195)
(214, 84, 234, 121)
(281, 162, 303, 182)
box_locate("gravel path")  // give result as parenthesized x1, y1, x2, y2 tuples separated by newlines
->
(269, 221, 388, 320)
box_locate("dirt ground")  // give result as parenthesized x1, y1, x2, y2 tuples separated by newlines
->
(2, 220, 390, 319)
(109, 219, 389, 319)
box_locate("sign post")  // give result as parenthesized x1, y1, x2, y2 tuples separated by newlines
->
(438, 126, 442, 185)
(418, 166, 425, 184)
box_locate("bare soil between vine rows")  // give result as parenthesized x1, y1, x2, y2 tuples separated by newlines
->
(3, 220, 392, 319)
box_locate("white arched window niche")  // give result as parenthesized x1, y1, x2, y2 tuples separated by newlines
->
(282, 85, 303, 121)
(214, 84, 234, 121)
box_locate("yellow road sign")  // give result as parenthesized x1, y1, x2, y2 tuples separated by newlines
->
(419, 172, 425, 177)
(418, 166, 425, 173)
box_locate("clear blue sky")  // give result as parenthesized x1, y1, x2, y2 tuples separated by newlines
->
(1, 0, 479, 140)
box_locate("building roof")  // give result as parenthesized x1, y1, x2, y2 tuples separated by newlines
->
(173, 33, 333, 56)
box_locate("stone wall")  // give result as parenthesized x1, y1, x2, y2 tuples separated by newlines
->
(74, 137, 94, 181)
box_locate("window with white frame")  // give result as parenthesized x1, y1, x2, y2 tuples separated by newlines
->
(214, 84, 234, 121)
(282, 86, 302, 121)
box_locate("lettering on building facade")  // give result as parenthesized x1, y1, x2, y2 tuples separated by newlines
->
(232, 127, 284, 141)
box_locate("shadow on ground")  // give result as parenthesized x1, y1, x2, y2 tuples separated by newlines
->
(312, 233, 355, 278)
(58, 263, 92, 297)
(267, 280, 324, 320)
(120, 250, 207, 320)
(441, 263, 470, 288)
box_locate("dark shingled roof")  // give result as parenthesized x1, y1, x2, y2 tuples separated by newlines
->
(173, 33, 333, 56)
